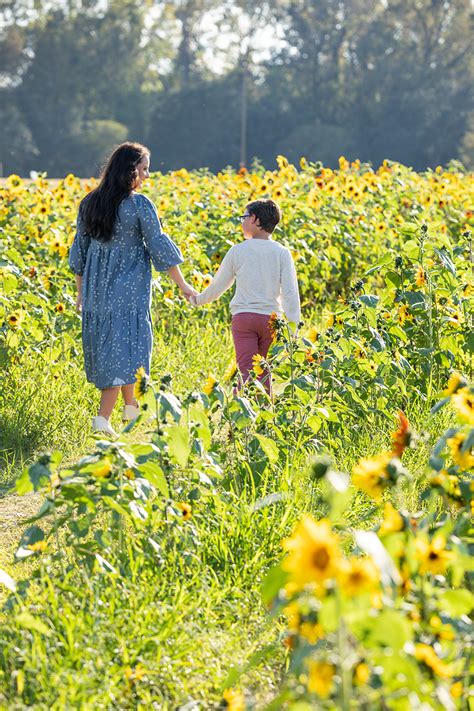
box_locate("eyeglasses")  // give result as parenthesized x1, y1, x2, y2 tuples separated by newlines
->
(239, 213, 251, 222)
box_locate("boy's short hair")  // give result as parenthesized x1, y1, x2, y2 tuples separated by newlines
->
(246, 199, 282, 233)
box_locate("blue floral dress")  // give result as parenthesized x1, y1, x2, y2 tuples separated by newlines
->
(69, 192, 183, 389)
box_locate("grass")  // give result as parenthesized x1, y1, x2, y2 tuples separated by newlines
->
(0, 307, 462, 708)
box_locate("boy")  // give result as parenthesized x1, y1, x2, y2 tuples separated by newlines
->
(192, 199, 301, 394)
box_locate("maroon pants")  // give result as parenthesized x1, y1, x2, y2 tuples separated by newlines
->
(231, 312, 274, 394)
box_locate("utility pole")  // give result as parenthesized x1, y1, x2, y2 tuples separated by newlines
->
(239, 50, 249, 170)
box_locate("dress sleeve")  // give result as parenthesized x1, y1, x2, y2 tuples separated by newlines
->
(137, 194, 183, 271)
(195, 249, 235, 305)
(69, 205, 91, 275)
(280, 248, 301, 324)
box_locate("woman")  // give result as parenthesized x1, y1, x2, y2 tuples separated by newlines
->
(69, 142, 196, 436)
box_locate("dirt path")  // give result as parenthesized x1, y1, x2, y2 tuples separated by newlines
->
(0, 492, 41, 572)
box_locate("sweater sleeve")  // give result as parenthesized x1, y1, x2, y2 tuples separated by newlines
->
(195, 249, 235, 305)
(69, 205, 91, 275)
(280, 249, 301, 324)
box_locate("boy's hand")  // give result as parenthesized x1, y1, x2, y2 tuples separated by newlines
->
(188, 294, 198, 306)
(181, 283, 198, 303)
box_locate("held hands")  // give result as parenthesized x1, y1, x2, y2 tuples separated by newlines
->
(180, 283, 199, 306)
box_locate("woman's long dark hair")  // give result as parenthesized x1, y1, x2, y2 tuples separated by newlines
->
(81, 142, 150, 242)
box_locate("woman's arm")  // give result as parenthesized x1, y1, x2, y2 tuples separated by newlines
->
(167, 265, 197, 300)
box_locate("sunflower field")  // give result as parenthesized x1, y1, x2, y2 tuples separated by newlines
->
(0, 157, 473, 710)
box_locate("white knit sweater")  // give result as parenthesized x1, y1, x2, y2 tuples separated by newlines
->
(195, 238, 301, 323)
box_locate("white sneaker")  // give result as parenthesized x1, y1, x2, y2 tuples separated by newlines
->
(92, 416, 117, 437)
(122, 405, 140, 422)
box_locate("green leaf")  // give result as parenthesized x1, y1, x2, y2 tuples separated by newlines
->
(101, 497, 131, 519)
(430, 396, 450, 415)
(255, 434, 279, 464)
(388, 325, 409, 343)
(157, 392, 182, 422)
(136, 461, 169, 498)
(16, 468, 33, 496)
(368, 610, 413, 650)
(401, 239, 419, 258)
(168, 424, 191, 467)
(385, 270, 402, 287)
(261, 563, 289, 606)
(438, 589, 473, 617)
(307, 414, 322, 433)
(364, 254, 393, 275)
(15, 525, 45, 559)
(1, 272, 18, 293)
(316, 406, 339, 423)
(15, 612, 51, 636)
(359, 294, 379, 308)
(319, 595, 338, 632)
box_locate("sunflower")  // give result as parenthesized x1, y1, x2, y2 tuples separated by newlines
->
(338, 557, 380, 597)
(177, 502, 192, 521)
(223, 359, 237, 382)
(324, 310, 334, 328)
(447, 431, 474, 470)
(252, 353, 264, 376)
(339, 155, 349, 170)
(6, 174, 22, 188)
(354, 662, 370, 685)
(269, 311, 283, 340)
(276, 155, 289, 169)
(134, 367, 150, 401)
(299, 621, 324, 644)
(391, 410, 412, 457)
(451, 387, 474, 425)
(55, 303, 65, 313)
(203, 373, 218, 395)
(352, 452, 393, 500)
(93, 459, 113, 478)
(443, 372, 466, 396)
(397, 303, 412, 325)
(306, 660, 335, 697)
(222, 688, 245, 710)
(282, 516, 341, 588)
(415, 265, 426, 287)
(415, 534, 455, 575)
(8, 311, 23, 328)
(379, 502, 404, 536)
(414, 644, 452, 678)
(202, 274, 212, 288)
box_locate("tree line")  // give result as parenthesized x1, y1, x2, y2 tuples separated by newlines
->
(1, 0, 472, 177)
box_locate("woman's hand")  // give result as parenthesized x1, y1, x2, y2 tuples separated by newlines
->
(180, 283, 198, 303)
(75, 293, 82, 313)
(167, 266, 198, 304)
